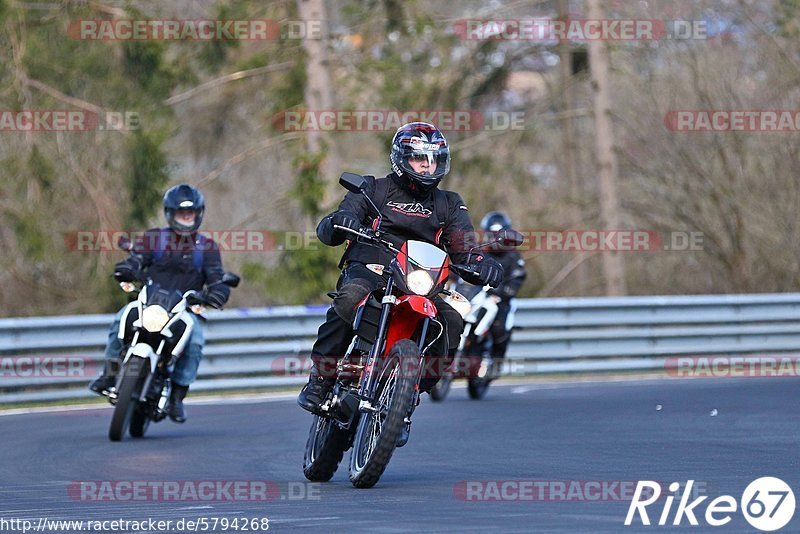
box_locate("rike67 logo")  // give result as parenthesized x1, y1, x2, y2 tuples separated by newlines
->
(625, 478, 795, 531)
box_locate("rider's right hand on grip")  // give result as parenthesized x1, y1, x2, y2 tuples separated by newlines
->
(451, 264, 482, 285)
(452, 257, 503, 288)
(113, 264, 138, 283)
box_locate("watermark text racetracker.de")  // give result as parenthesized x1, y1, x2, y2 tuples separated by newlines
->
(272, 355, 526, 380)
(665, 110, 800, 132)
(666, 355, 800, 378)
(0, 356, 97, 378)
(65, 230, 277, 253)
(453, 18, 708, 41)
(64, 229, 704, 253)
(453, 480, 709, 502)
(273, 109, 525, 132)
(68, 480, 320, 502)
(69, 19, 322, 41)
(0, 110, 140, 131)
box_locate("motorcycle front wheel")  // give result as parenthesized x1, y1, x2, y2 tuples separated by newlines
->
(467, 377, 490, 399)
(467, 355, 492, 400)
(129, 406, 151, 438)
(108, 358, 147, 442)
(349, 339, 420, 488)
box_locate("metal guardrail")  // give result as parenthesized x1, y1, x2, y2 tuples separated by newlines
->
(2, 293, 800, 403)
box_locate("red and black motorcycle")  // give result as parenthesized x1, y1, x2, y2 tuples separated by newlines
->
(302, 172, 520, 488)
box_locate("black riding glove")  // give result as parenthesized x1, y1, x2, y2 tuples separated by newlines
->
(469, 255, 503, 288)
(113, 259, 140, 282)
(202, 288, 227, 309)
(331, 211, 362, 234)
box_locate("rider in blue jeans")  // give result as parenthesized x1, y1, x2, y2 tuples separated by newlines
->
(89, 184, 230, 423)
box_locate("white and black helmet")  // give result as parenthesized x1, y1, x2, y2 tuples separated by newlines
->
(163, 184, 205, 233)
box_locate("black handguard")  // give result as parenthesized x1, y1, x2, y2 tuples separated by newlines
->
(202, 288, 226, 309)
(113, 265, 138, 283)
(113, 257, 141, 282)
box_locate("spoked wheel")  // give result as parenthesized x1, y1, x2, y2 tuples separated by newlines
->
(303, 413, 351, 482)
(108, 358, 147, 442)
(349, 339, 420, 488)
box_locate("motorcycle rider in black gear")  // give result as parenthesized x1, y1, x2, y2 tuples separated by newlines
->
(479, 211, 527, 376)
(297, 122, 504, 446)
(89, 184, 231, 423)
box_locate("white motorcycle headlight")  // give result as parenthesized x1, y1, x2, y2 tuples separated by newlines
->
(406, 269, 434, 296)
(141, 305, 170, 332)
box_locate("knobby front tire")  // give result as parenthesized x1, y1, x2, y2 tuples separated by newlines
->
(349, 339, 420, 488)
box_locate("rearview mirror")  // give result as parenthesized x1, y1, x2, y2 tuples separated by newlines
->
(339, 172, 367, 193)
(498, 229, 524, 247)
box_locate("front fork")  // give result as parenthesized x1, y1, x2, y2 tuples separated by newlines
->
(358, 277, 430, 416)
(359, 277, 395, 401)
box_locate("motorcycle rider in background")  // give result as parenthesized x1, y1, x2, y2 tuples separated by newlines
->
(479, 211, 527, 376)
(88, 184, 231, 423)
(297, 122, 504, 445)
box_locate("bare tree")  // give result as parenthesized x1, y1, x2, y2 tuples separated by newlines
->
(296, 0, 340, 205)
(587, 0, 626, 295)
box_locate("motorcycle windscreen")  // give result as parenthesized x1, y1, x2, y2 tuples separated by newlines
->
(404, 240, 449, 287)
(144, 281, 183, 311)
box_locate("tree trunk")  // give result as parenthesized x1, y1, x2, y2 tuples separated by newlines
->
(587, 0, 626, 296)
(296, 0, 340, 205)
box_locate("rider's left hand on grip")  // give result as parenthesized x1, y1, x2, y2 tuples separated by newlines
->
(466, 255, 503, 288)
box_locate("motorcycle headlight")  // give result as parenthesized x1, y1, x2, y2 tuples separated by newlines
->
(406, 269, 435, 296)
(141, 305, 170, 333)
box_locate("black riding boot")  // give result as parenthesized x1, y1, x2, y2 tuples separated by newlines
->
(89, 360, 118, 395)
(169, 384, 189, 423)
(297, 367, 336, 414)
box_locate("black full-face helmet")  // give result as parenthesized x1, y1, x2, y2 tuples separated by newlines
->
(163, 184, 205, 233)
(390, 122, 451, 194)
(480, 211, 513, 250)
(481, 211, 512, 233)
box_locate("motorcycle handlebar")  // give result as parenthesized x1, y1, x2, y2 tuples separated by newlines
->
(450, 263, 480, 279)
(332, 226, 486, 285)
(332, 224, 399, 254)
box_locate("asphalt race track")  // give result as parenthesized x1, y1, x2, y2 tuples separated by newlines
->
(1, 377, 798, 533)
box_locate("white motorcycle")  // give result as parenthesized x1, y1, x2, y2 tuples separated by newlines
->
(431, 280, 502, 401)
(102, 237, 239, 441)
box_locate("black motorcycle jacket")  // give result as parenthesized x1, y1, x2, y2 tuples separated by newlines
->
(487, 248, 527, 300)
(117, 227, 230, 305)
(317, 174, 479, 268)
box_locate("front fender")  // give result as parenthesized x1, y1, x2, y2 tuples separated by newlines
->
(382, 296, 437, 357)
(123, 343, 158, 374)
(396, 295, 437, 318)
